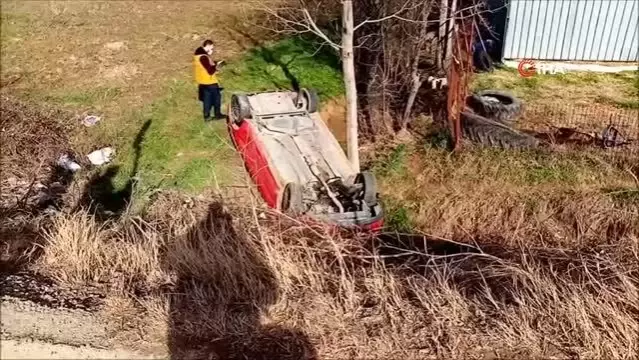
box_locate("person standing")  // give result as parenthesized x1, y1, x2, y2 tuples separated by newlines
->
(193, 39, 225, 121)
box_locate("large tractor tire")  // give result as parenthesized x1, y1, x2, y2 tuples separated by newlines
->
(467, 90, 522, 124)
(461, 111, 540, 149)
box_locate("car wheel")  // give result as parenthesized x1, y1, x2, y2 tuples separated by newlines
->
(355, 171, 377, 207)
(295, 88, 320, 113)
(466, 90, 522, 124)
(231, 94, 251, 125)
(282, 182, 305, 214)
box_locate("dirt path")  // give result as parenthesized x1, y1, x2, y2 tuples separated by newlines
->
(1, 295, 164, 359)
(1, 339, 159, 360)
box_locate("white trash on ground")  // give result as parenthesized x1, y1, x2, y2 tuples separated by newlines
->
(82, 115, 101, 127)
(87, 147, 115, 166)
(56, 154, 81, 172)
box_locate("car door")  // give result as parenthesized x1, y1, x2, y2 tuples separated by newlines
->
(229, 121, 281, 209)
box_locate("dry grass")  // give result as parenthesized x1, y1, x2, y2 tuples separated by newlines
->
(377, 145, 639, 248)
(0, 95, 75, 182)
(0, 0, 263, 156)
(1, 1, 249, 105)
(40, 212, 166, 290)
(30, 190, 639, 359)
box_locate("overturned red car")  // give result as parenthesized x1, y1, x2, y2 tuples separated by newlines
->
(227, 89, 383, 230)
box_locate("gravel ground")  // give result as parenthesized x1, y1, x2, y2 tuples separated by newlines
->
(1, 273, 164, 359)
(1, 339, 161, 359)
(1, 296, 109, 348)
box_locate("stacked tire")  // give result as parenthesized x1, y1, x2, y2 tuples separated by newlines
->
(463, 90, 539, 149)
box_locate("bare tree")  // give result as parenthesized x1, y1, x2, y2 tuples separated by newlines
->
(341, 1, 359, 171)
(259, 0, 491, 158)
(401, 1, 435, 130)
(258, 0, 416, 172)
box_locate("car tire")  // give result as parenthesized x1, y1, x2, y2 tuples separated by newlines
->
(282, 182, 305, 214)
(295, 88, 320, 113)
(467, 90, 522, 124)
(231, 94, 251, 125)
(355, 171, 377, 207)
(461, 111, 540, 149)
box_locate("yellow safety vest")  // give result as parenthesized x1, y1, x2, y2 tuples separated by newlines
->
(193, 54, 218, 85)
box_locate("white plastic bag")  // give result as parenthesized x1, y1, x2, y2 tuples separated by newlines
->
(87, 147, 115, 166)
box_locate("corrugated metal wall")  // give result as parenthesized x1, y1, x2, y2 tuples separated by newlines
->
(503, 0, 639, 61)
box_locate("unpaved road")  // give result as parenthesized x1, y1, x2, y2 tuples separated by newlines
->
(1, 339, 159, 359)
(1, 295, 163, 359)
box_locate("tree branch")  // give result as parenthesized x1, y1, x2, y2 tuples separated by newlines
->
(302, 8, 341, 50)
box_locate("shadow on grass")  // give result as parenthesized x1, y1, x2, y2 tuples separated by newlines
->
(256, 47, 301, 92)
(227, 29, 341, 93)
(77, 120, 151, 218)
(166, 202, 317, 360)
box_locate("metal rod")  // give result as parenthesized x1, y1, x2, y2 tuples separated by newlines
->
(501, 0, 513, 61)
(566, 0, 581, 60)
(523, 0, 536, 57)
(514, 0, 525, 57)
(625, 22, 638, 61)
(540, 0, 553, 60)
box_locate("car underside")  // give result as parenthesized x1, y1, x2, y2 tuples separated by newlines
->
(228, 89, 383, 229)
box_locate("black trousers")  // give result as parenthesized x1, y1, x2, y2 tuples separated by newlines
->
(198, 84, 222, 119)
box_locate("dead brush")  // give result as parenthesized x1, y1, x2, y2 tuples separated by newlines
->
(33, 192, 639, 359)
(38, 212, 168, 291)
(379, 147, 639, 252)
(0, 95, 75, 182)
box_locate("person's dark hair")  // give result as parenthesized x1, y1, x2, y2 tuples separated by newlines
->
(202, 39, 214, 47)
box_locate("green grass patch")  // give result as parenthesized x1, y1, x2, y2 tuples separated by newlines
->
(595, 95, 639, 110)
(376, 146, 630, 191)
(467, 148, 612, 186)
(372, 144, 408, 176)
(472, 69, 638, 104)
(383, 200, 414, 233)
(222, 37, 343, 100)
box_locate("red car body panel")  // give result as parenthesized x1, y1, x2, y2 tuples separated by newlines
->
(229, 119, 281, 209)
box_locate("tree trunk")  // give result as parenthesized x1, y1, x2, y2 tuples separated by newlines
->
(444, 0, 458, 70)
(401, 70, 422, 129)
(401, 2, 430, 130)
(437, 0, 447, 69)
(342, 0, 360, 172)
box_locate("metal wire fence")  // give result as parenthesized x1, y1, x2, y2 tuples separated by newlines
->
(519, 102, 638, 155)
